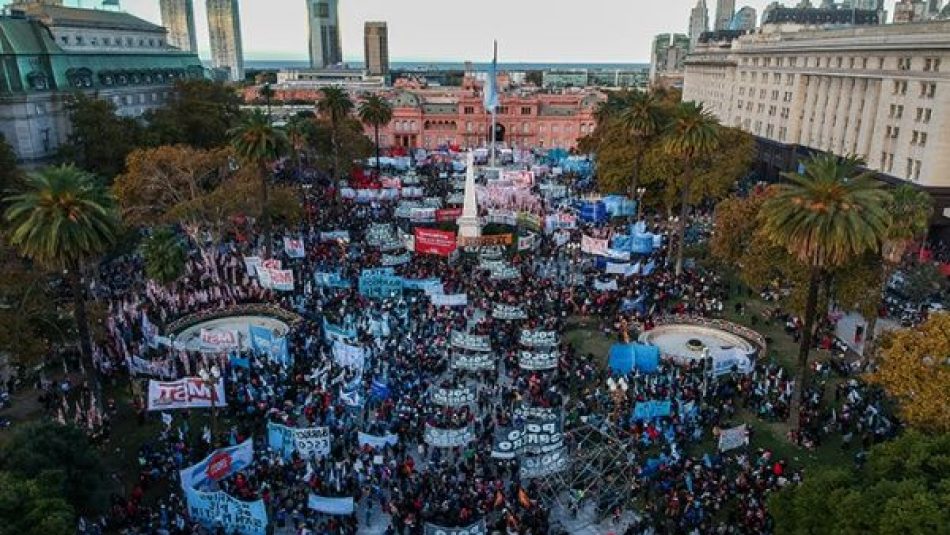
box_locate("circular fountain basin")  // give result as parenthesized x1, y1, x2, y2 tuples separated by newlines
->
(639, 324, 756, 363)
(174, 315, 290, 352)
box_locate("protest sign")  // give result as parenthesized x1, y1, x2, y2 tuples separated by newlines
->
(332, 341, 366, 371)
(319, 230, 350, 243)
(593, 279, 618, 291)
(200, 329, 238, 350)
(403, 278, 443, 293)
(518, 350, 559, 370)
(430, 293, 468, 307)
(457, 234, 512, 247)
(581, 235, 609, 256)
(366, 223, 396, 247)
(243, 256, 262, 277)
(491, 419, 563, 459)
(414, 228, 457, 256)
(491, 303, 527, 320)
(147, 377, 226, 411)
(519, 449, 569, 479)
(424, 424, 474, 448)
(381, 252, 411, 266)
(632, 400, 673, 421)
(357, 432, 399, 449)
(283, 237, 305, 258)
(424, 519, 487, 535)
(513, 404, 560, 422)
(431, 385, 476, 406)
(322, 318, 357, 343)
(451, 352, 495, 371)
(718, 424, 749, 452)
(265, 268, 294, 291)
(435, 207, 463, 222)
(248, 325, 291, 365)
(184, 487, 267, 535)
(179, 439, 254, 490)
(308, 495, 355, 515)
(520, 330, 558, 347)
(314, 271, 351, 288)
(126, 356, 175, 379)
(358, 272, 404, 300)
(267, 422, 330, 459)
(450, 331, 491, 352)
(410, 207, 436, 222)
(489, 265, 520, 280)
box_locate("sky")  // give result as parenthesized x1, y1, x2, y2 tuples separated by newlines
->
(4, 0, 899, 63)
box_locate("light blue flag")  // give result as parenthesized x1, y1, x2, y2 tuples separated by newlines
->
(483, 41, 499, 113)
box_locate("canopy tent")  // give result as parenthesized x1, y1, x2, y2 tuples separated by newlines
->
(608, 343, 660, 374)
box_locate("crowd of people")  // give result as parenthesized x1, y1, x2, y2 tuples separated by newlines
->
(52, 159, 896, 535)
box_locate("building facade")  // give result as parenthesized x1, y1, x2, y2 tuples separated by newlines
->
(363, 21, 388, 76)
(206, 0, 243, 81)
(650, 33, 691, 86)
(159, 0, 196, 53)
(683, 21, 950, 231)
(307, 0, 342, 69)
(689, 0, 710, 49)
(0, 3, 204, 162)
(715, 0, 736, 30)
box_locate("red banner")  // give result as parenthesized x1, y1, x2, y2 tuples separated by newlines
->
(436, 208, 463, 222)
(414, 228, 457, 256)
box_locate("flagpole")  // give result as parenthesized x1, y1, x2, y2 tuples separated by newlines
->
(489, 40, 497, 168)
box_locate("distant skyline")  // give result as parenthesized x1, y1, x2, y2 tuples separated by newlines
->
(2, 0, 900, 63)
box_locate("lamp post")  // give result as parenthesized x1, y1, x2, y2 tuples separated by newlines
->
(666, 216, 679, 267)
(606, 376, 628, 423)
(635, 187, 646, 222)
(199, 365, 222, 444)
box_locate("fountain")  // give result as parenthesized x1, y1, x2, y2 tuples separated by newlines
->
(639, 320, 761, 365)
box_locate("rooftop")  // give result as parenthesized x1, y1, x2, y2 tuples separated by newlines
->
(7, 3, 164, 33)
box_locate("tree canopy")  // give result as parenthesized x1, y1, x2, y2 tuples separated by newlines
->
(56, 93, 144, 180)
(144, 79, 242, 149)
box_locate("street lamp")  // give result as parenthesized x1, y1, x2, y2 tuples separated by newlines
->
(666, 216, 679, 267)
(635, 187, 646, 222)
(199, 365, 222, 443)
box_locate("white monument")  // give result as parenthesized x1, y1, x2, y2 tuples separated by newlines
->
(457, 151, 482, 239)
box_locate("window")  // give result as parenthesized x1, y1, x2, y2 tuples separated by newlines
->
(498, 106, 508, 115)
(465, 121, 472, 132)
(923, 57, 940, 72)
(924, 108, 932, 122)
(919, 132, 927, 146)
(520, 106, 531, 115)
(898, 57, 912, 71)
(862, 58, 868, 69)
(316, 2, 329, 17)
(896, 105, 903, 119)
(893, 80, 907, 95)
(463, 106, 474, 114)
(906, 158, 914, 178)
(771, 90, 779, 100)
(911, 130, 919, 144)
(887, 153, 894, 173)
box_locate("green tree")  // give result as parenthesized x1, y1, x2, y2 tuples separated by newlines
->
(662, 102, 721, 276)
(761, 154, 891, 424)
(316, 86, 355, 181)
(259, 83, 275, 120)
(228, 110, 288, 257)
(57, 93, 143, 180)
(305, 117, 373, 180)
(142, 227, 186, 284)
(769, 430, 950, 534)
(283, 116, 308, 178)
(618, 91, 663, 196)
(898, 261, 948, 308)
(358, 94, 394, 177)
(0, 133, 22, 197)
(0, 471, 74, 535)
(3, 166, 119, 382)
(0, 422, 105, 513)
(145, 79, 242, 149)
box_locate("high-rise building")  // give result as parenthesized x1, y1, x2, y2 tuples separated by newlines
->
(159, 0, 197, 53)
(206, 0, 243, 81)
(688, 0, 709, 49)
(732, 5, 757, 30)
(364, 21, 389, 76)
(715, 0, 736, 30)
(894, 0, 927, 22)
(650, 33, 690, 86)
(682, 20, 950, 235)
(307, 0, 342, 69)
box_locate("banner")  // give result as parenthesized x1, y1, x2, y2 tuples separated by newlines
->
(147, 377, 226, 411)
(283, 237, 305, 258)
(267, 422, 330, 459)
(319, 230, 350, 243)
(332, 341, 366, 371)
(424, 424, 474, 448)
(451, 353, 495, 371)
(450, 331, 491, 352)
(381, 252, 411, 266)
(358, 272, 404, 300)
(179, 439, 254, 490)
(248, 325, 291, 365)
(519, 449, 569, 479)
(436, 207, 463, 222)
(357, 432, 399, 449)
(581, 235, 609, 256)
(265, 268, 294, 291)
(424, 519, 487, 535)
(314, 271, 351, 289)
(518, 232, 538, 251)
(431, 385, 476, 406)
(200, 329, 239, 350)
(718, 424, 749, 452)
(457, 234, 512, 247)
(520, 330, 558, 347)
(492, 303, 527, 320)
(307, 495, 355, 515)
(126, 355, 175, 379)
(489, 265, 520, 280)
(513, 404, 560, 422)
(430, 293, 468, 307)
(184, 487, 267, 535)
(243, 256, 261, 277)
(414, 228, 457, 256)
(632, 400, 673, 421)
(491, 419, 563, 459)
(403, 278, 443, 293)
(594, 279, 618, 291)
(518, 350, 559, 370)
(322, 318, 357, 343)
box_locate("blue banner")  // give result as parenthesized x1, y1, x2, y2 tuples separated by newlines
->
(322, 318, 357, 343)
(248, 325, 291, 365)
(357, 431, 399, 449)
(358, 272, 404, 300)
(308, 494, 355, 515)
(314, 271, 352, 288)
(370, 379, 390, 400)
(184, 487, 267, 535)
(632, 400, 672, 421)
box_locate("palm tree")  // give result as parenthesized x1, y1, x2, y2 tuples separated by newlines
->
(358, 94, 393, 178)
(619, 91, 663, 197)
(259, 83, 275, 121)
(867, 185, 933, 344)
(316, 86, 354, 181)
(761, 153, 891, 426)
(283, 116, 308, 179)
(142, 227, 186, 285)
(662, 102, 721, 276)
(4, 165, 118, 382)
(228, 110, 288, 257)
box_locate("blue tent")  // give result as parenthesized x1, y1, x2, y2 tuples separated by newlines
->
(608, 343, 660, 374)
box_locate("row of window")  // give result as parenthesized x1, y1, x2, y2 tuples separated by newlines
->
(879, 152, 923, 181)
(58, 32, 165, 48)
(891, 80, 937, 98)
(396, 120, 593, 134)
(742, 54, 942, 73)
(462, 105, 535, 115)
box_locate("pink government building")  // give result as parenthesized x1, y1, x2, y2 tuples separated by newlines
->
(243, 75, 605, 151)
